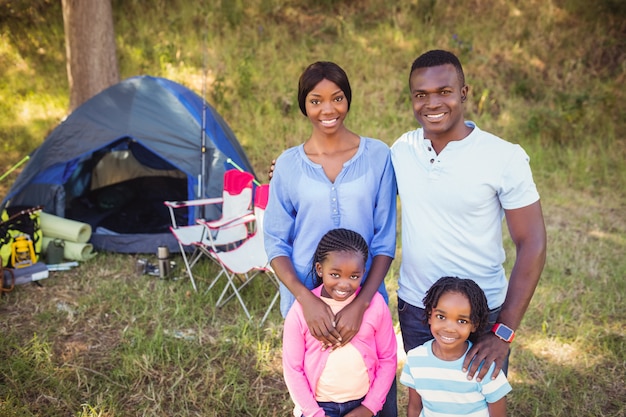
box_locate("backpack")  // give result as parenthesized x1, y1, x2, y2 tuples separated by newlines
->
(0, 206, 43, 268)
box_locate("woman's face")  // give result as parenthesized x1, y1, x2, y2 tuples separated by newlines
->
(304, 78, 349, 135)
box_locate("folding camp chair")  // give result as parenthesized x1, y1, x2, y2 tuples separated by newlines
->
(164, 169, 255, 291)
(199, 183, 279, 324)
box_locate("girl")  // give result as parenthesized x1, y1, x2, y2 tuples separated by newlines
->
(400, 276, 512, 417)
(282, 228, 397, 417)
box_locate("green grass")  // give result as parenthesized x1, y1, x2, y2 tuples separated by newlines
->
(0, 0, 625, 416)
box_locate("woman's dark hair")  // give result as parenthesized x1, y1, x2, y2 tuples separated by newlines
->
(298, 61, 352, 116)
(310, 228, 368, 287)
(423, 276, 489, 338)
(409, 49, 466, 87)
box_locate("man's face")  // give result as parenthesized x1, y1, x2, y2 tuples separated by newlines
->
(409, 63, 468, 143)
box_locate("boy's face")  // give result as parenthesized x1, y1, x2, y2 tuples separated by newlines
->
(409, 63, 469, 143)
(428, 291, 477, 359)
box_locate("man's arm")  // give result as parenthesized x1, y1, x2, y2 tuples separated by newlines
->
(463, 200, 547, 380)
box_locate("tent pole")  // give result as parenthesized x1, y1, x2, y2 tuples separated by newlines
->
(199, 34, 208, 200)
(198, 23, 209, 233)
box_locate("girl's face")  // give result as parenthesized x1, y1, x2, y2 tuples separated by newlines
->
(304, 78, 349, 135)
(428, 291, 477, 359)
(316, 250, 364, 302)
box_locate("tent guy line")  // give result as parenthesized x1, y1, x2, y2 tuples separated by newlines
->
(0, 155, 30, 182)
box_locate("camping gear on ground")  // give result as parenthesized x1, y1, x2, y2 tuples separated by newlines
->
(0, 206, 43, 268)
(38, 212, 95, 262)
(135, 257, 175, 278)
(2, 261, 49, 292)
(11, 235, 36, 268)
(42, 237, 95, 262)
(47, 261, 79, 271)
(40, 212, 91, 243)
(45, 239, 65, 264)
(157, 245, 170, 279)
(1, 76, 256, 254)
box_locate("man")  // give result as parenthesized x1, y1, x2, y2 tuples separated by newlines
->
(391, 49, 546, 382)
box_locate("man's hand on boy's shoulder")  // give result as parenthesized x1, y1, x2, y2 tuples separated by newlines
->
(463, 332, 510, 381)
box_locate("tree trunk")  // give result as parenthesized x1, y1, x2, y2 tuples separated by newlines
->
(62, 0, 119, 111)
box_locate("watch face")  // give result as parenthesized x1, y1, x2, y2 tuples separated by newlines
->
(496, 325, 514, 340)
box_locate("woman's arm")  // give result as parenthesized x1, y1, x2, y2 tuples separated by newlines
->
(265, 156, 343, 347)
(335, 147, 397, 344)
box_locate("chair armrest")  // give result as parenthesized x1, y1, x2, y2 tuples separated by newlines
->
(165, 198, 225, 228)
(199, 211, 255, 230)
(164, 197, 223, 209)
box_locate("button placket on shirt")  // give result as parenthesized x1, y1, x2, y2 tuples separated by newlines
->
(330, 185, 340, 226)
(425, 142, 443, 179)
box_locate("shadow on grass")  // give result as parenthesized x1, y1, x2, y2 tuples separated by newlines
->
(509, 332, 625, 417)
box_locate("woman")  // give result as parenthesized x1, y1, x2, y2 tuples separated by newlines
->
(264, 61, 397, 349)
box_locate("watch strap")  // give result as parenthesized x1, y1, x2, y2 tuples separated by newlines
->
(491, 323, 515, 343)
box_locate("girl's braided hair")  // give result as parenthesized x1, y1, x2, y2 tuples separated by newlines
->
(310, 228, 369, 287)
(423, 276, 490, 338)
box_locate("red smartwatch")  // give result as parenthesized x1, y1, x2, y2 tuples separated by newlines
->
(492, 323, 515, 343)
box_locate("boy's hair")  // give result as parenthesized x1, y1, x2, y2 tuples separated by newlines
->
(409, 49, 466, 86)
(298, 61, 352, 116)
(423, 276, 489, 336)
(311, 228, 368, 287)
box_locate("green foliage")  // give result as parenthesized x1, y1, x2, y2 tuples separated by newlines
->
(0, 0, 624, 416)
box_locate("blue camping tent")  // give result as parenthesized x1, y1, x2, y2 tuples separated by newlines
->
(1, 76, 256, 253)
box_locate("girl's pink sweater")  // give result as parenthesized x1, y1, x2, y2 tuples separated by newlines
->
(282, 286, 397, 417)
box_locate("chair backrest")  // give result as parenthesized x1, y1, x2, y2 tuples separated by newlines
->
(253, 184, 269, 233)
(254, 184, 269, 210)
(212, 184, 271, 274)
(223, 169, 254, 195)
(222, 170, 254, 220)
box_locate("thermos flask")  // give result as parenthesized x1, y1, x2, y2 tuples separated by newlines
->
(157, 246, 170, 279)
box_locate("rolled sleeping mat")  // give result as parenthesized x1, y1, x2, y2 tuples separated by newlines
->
(42, 237, 96, 262)
(39, 212, 92, 243)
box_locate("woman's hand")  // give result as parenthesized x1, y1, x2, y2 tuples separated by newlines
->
(268, 159, 276, 180)
(333, 297, 367, 346)
(301, 291, 342, 349)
